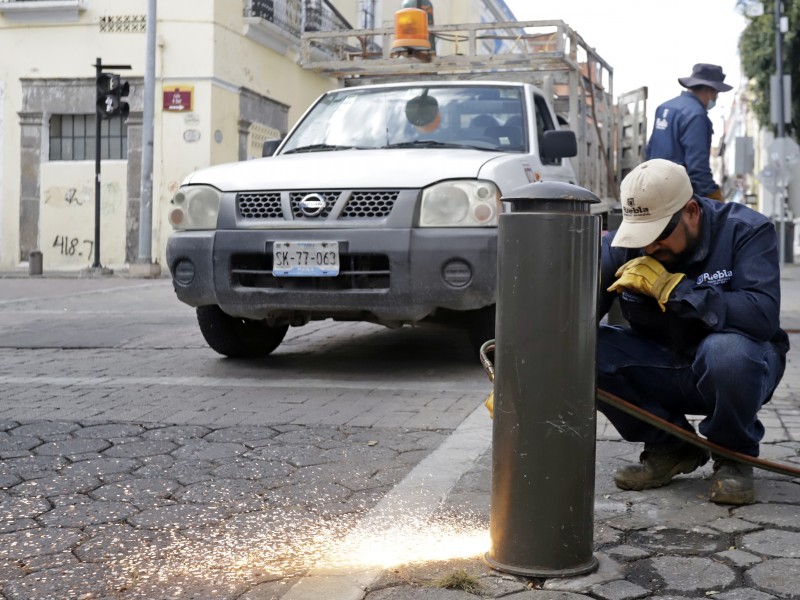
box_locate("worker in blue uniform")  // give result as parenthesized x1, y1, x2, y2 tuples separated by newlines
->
(598, 159, 789, 505)
(646, 64, 732, 201)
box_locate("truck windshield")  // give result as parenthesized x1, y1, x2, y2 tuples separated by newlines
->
(281, 85, 526, 154)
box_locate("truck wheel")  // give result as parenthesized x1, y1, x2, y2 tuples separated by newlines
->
(467, 304, 496, 356)
(196, 305, 288, 358)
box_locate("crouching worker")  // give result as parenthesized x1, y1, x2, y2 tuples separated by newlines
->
(598, 159, 789, 505)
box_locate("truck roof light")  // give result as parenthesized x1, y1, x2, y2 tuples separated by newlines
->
(391, 8, 431, 51)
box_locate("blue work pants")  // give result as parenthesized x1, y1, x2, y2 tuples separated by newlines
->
(596, 325, 785, 457)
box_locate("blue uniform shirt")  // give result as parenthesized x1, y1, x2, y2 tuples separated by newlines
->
(646, 91, 718, 196)
(601, 197, 790, 357)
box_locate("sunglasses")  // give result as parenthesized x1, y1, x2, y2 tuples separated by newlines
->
(654, 209, 684, 242)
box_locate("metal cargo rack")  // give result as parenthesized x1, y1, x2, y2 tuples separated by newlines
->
(300, 20, 647, 204)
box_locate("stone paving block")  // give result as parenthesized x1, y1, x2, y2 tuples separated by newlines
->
(204, 426, 280, 445)
(2, 563, 119, 600)
(590, 579, 650, 600)
(10, 421, 78, 437)
(712, 590, 778, 600)
(740, 529, 800, 557)
(100, 439, 178, 458)
(211, 458, 295, 481)
(89, 478, 180, 503)
(734, 503, 800, 529)
(73, 423, 146, 439)
(627, 555, 736, 594)
(745, 557, 800, 597)
(9, 473, 100, 497)
(37, 500, 139, 528)
(0, 493, 47, 520)
(0, 518, 38, 533)
(33, 438, 111, 456)
(604, 545, 652, 562)
(60, 457, 141, 478)
(3, 455, 67, 479)
(128, 503, 227, 529)
(713, 549, 763, 568)
(0, 527, 84, 559)
(707, 517, 763, 534)
(170, 440, 248, 461)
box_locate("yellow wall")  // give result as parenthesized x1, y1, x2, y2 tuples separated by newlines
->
(39, 161, 128, 270)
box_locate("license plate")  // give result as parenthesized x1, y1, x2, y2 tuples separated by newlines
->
(272, 241, 340, 277)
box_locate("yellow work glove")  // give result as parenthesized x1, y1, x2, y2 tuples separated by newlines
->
(707, 187, 724, 201)
(484, 390, 494, 419)
(607, 255, 685, 312)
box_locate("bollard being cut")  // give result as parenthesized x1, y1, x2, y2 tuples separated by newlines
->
(485, 181, 601, 578)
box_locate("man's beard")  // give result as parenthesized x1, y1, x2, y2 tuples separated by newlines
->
(647, 222, 701, 268)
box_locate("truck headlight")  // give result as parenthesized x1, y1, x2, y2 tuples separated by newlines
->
(418, 180, 500, 227)
(168, 185, 221, 231)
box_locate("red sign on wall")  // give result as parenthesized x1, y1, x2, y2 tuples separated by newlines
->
(163, 86, 193, 112)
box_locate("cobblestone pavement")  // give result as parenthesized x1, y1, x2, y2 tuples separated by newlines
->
(1, 267, 799, 599)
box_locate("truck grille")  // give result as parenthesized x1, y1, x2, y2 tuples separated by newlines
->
(237, 190, 399, 221)
(230, 253, 390, 290)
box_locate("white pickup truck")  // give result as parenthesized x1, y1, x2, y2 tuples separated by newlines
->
(166, 80, 580, 357)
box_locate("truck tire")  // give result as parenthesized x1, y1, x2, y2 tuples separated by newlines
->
(467, 304, 496, 357)
(196, 305, 288, 358)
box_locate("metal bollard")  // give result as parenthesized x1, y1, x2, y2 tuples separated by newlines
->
(485, 181, 601, 578)
(29, 250, 43, 276)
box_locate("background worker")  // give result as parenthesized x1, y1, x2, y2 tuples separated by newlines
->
(598, 159, 789, 505)
(646, 63, 732, 201)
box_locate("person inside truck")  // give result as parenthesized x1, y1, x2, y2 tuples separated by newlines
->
(598, 159, 788, 506)
(405, 90, 443, 134)
(645, 63, 732, 201)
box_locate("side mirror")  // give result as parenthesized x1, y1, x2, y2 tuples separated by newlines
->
(262, 138, 283, 157)
(541, 130, 577, 159)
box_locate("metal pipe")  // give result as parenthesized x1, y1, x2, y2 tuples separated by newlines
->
(138, 0, 157, 264)
(486, 181, 600, 578)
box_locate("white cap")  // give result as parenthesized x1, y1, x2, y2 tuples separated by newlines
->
(612, 159, 694, 248)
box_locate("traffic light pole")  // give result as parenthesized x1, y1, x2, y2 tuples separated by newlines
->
(91, 58, 131, 274)
(93, 57, 103, 269)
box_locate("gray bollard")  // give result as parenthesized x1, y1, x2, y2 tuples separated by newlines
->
(29, 250, 43, 276)
(485, 181, 601, 578)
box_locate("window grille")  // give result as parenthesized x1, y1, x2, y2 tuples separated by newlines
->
(49, 114, 128, 161)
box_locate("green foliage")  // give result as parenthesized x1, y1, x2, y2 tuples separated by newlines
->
(738, 0, 799, 136)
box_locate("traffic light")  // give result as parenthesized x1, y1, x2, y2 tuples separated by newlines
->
(96, 72, 130, 118)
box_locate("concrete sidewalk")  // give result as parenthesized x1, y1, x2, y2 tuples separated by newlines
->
(354, 264, 800, 600)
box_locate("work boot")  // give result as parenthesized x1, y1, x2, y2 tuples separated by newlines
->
(614, 441, 710, 491)
(709, 459, 755, 505)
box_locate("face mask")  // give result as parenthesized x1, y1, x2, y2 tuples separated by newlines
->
(706, 98, 716, 111)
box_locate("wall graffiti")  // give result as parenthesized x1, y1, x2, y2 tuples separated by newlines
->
(51, 235, 93, 259)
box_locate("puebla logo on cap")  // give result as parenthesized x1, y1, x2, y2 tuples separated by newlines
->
(623, 197, 650, 217)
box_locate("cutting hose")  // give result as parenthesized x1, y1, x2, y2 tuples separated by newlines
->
(479, 340, 800, 478)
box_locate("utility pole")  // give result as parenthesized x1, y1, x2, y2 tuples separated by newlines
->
(131, 0, 161, 278)
(774, 0, 792, 265)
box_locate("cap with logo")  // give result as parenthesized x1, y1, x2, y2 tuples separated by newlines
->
(611, 159, 694, 248)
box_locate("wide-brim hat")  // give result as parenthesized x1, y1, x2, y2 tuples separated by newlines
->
(612, 160, 694, 248)
(678, 63, 733, 92)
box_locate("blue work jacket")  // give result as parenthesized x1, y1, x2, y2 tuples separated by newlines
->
(645, 91, 718, 196)
(600, 197, 790, 357)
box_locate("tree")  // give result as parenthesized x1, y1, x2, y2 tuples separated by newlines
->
(737, 0, 799, 137)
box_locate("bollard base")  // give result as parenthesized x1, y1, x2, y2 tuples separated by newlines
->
(484, 552, 598, 579)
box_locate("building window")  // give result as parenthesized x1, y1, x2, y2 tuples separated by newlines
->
(49, 114, 127, 161)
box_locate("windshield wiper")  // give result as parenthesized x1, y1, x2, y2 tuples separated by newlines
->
(283, 144, 356, 154)
(383, 140, 493, 150)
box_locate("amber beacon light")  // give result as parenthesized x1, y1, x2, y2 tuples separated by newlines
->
(391, 8, 431, 51)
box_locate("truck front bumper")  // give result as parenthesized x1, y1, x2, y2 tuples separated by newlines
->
(166, 228, 497, 323)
